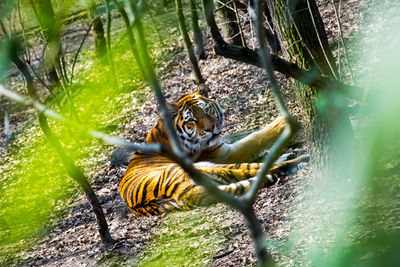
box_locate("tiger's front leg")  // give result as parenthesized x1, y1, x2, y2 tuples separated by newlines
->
(206, 116, 286, 164)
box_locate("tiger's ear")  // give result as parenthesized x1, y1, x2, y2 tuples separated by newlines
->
(195, 83, 209, 97)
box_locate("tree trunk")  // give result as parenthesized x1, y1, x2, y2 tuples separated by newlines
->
(30, 0, 61, 88)
(92, 17, 107, 59)
(88, 2, 107, 60)
(266, 0, 352, 172)
(215, 0, 243, 46)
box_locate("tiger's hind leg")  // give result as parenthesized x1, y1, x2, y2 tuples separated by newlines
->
(194, 154, 309, 185)
(184, 178, 257, 206)
(194, 155, 309, 204)
(194, 162, 262, 184)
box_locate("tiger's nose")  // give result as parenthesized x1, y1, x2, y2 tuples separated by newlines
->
(204, 127, 213, 133)
(202, 119, 214, 133)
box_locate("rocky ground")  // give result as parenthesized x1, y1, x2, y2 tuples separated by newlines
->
(0, 0, 371, 265)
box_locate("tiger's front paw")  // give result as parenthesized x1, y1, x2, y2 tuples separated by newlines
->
(269, 116, 286, 131)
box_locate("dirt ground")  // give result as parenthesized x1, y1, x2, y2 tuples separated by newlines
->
(1, 0, 370, 265)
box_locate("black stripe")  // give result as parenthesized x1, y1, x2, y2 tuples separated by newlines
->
(139, 179, 151, 204)
(155, 123, 161, 132)
(162, 166, 176, 192)
(134, 180, 141, 206)
(153, 176, 161, 198)
(166, 179, 181, 198)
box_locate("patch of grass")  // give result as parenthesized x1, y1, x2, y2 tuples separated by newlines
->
(138, 207, 229, 267)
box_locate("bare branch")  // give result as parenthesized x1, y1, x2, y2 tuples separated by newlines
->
(128, 1, 277, 265)
(306, 0, 338, 79)
(212, 43, 363, 100)
(176, 0, 205, 84)
(125, 1, 253, 212)
(190, 0, 206, 59)
(232, 0, 247, 47)
(111, 0, 146, 78)
(70, 22, 93, 82)
(200, 0, 362, 101)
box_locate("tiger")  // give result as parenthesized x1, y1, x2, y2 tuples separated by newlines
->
(119, 88, 307, 216)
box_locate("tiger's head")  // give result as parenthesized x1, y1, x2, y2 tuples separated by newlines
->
(171, 89, 224, 154)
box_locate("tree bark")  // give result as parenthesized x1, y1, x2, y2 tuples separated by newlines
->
(266, 0, 352, 172)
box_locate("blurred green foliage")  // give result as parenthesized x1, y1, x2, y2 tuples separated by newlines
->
(0, 0, 177, 264)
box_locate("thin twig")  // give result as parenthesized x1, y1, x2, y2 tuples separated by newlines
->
(17, 0, 31, 64)
(70, 22, 94, 82)
(285, 5, 324, 75)
(60, 44, 70, 85)
(214, 0, 234, 12)
(232, 0, 247, 47)
(8, 43, 115, 243)
(215, 0, 247, 21)
(4, 110, 11, 139)
(202, 0, 280, 264)
(306, 0, 338, 79)
(105, 0, 118, 89)
(241, 2, 298, 264)
(331, 0, 355, 85)
(112, 0, 146, 78)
